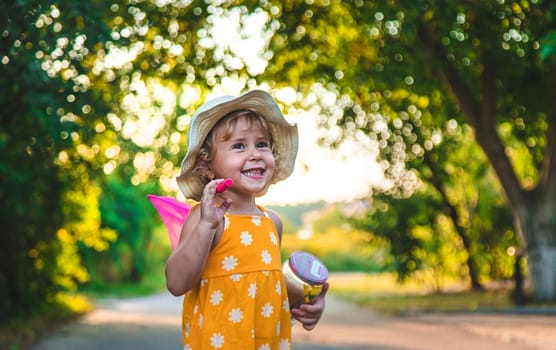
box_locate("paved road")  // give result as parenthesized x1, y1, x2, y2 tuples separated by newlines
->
(32, 291, 556, 350)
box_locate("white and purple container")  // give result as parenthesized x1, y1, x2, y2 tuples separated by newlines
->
(283, 251, 328, 306)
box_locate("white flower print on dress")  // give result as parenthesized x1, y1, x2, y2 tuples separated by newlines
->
(261, 302, 274, 318)
(261, 250, 272, 265)
(230, 274, 242, 282)
(240, 231, 253, 246)
(258, 344, 270, 350)
(275, 280, 282, 295)
(283, 298, 290, 311)
(210, 332, 224, 348)
(248, 283, 257, 298)
(279, 339, 291, 350)
(199, 314, 204, 328)
(224, 215, 230, 230)
(222, 256, 238, 271)
(210, 290, 223, 305)
(184, 345, 192, 350)
(269, 231, 278, 246)
(229, 308, 243, 323)
(252, 215, 261, 226)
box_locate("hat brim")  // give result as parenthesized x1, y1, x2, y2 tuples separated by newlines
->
(177, 90, 299, 201)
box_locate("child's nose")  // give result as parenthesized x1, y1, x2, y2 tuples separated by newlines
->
(248, 146, 262, 159)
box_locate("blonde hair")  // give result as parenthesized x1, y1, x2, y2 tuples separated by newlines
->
(193, 110, 277, 180)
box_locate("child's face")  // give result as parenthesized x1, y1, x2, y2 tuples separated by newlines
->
(208, 116, 275, 196)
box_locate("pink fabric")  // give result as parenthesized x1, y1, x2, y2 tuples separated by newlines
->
(147, 195, 191, 250)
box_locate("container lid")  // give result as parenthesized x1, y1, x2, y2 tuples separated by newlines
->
(288, 251, 329, 285)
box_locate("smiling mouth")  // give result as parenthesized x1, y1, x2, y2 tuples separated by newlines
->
(242, 168, 265, 177)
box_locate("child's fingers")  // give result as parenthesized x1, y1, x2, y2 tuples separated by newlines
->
(201, 180, 218, 201)
(291, 282, 329, 331)
(200, 180, 231, 220)
(301, 319, 318, 331)
(290, 309, 319, 330)
(295, 301, 322, 315)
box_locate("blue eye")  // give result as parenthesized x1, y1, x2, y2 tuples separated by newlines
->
(257, 141, 270, 148)
(232, 143, 245, 150)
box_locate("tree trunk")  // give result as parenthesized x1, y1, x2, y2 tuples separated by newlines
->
(517, 204, 556, 300)
(524, 62, 556, 300)
(424, 155, 484, 290)
(528, 246, 556, 300)
(512, 252, 525, 305)
(418, 20, 556, 300)
(517, 153, 556, 300)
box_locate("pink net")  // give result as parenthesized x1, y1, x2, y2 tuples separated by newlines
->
(147, 195, 191, 250)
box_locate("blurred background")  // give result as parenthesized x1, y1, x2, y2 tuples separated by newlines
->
(2, 0, 556, 348)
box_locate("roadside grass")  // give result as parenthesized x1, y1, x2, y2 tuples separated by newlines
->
(77, 268, 166, 300)
(0, 294, 93, 350)
(328, 272, 516, 315)
(1, 272, 166, 350)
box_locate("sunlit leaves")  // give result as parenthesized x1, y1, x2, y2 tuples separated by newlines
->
(62, 178, 117, 251)
(262, 0, 551, 199)
(1, 0, 116, 316)
(3, 0, 555, 314)
(252, 0, 551, 288)
(56, 228, 91, 290)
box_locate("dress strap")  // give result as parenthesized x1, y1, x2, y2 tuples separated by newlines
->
(257, 205, 270, 218)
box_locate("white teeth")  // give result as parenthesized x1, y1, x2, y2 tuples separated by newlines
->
(242, 169, 263, 176)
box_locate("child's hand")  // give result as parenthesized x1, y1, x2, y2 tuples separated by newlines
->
(290, 283, 329, 331)
(199, 179, 232, 228)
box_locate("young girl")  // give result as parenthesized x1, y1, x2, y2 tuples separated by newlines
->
(165, 90, 328, 349)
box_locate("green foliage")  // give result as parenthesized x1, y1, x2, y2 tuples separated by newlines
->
(336, 288, 515, 315)
(352, 177, 518, 287)
(0, 0, 113, 318)
(1, 0, 193, 319)
(539, 2, 556, 63)
(281, 205, 388, 273)
(3, 0, 554, 322)
(92, 176, 161, 283)
(354, 190, 441, 280)
(282, 229, 385, 273)
(261, 0, 553, 297)
(264, 0, 551, 191)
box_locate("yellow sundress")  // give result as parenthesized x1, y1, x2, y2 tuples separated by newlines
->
(181, 208, 292, 350)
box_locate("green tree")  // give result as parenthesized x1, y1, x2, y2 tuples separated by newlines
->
(4, 1, 551, 324)
(419, 121, 517, 290)
(0, 0, 117, 317)
(85, 0, 503, 291)
(354, 160, 517, 290)
(96, 175, 160, 283)
(260, 0, 556, 301)
(1, 1, 275, 320)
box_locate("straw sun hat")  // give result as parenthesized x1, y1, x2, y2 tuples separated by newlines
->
(176, 90, 299, 201)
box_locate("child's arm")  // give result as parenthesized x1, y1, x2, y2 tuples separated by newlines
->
(165, 180, 232, 296)
(290, 283, 329, 331)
